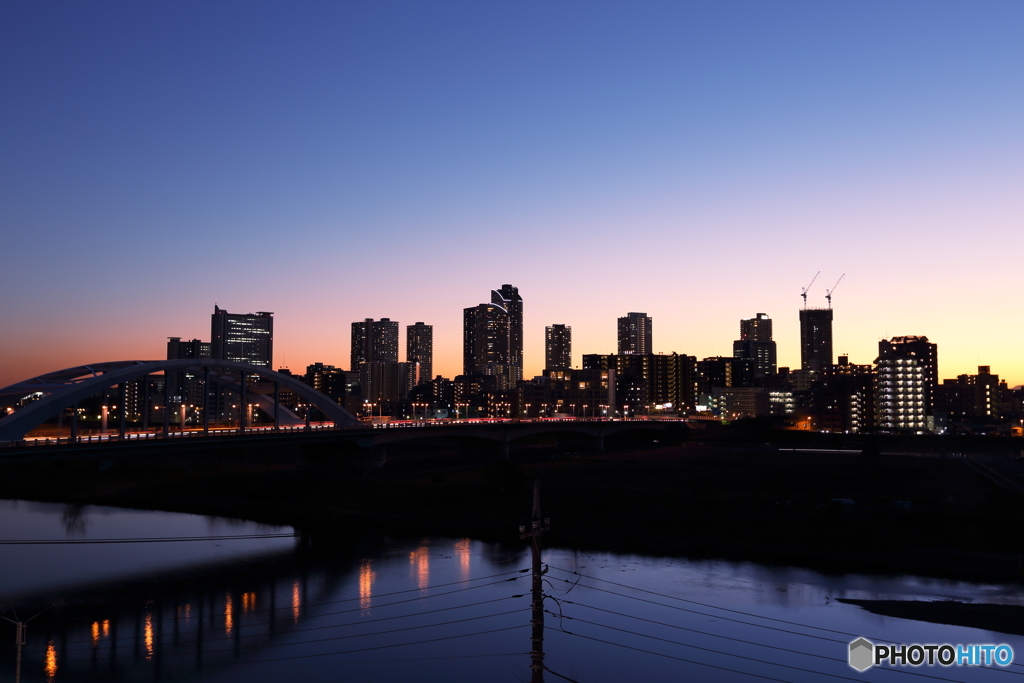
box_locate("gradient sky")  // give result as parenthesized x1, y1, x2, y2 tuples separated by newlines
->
(2, 1, 1022, 389)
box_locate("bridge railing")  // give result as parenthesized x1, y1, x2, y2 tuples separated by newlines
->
(1, 416, 684, 449)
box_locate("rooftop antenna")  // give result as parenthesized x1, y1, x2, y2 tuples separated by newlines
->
(825, 273, 845, 309)
(800, 271, 820, 309)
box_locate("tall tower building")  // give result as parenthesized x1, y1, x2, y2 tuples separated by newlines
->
(799, 308, 833, 373)
(406, 322, 433, 384)
(350, 318, 400, 369)
(874, 335, 938, 433)
(545, 324, 572, 370)
(211, 306, 273, 367)
(491, 284, 523, 380)
(617, 312, 652, 355)
(740, 313, 773, 342)
(734, 313, 777, 377)
(463, 302, 513, 387)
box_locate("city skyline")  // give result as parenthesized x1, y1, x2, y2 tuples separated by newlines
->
(2, 3, 1022, 388)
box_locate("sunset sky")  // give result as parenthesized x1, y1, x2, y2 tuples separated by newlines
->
(2, 1, 1022, 389)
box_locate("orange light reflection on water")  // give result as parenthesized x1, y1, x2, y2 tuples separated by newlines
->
(91, 621, 100, 647)
(242, 591, 257, 613)
(292, 580, 301, 623)
(225, 593, 234, 636)
(359, 559, 375, 611)
(410, 541, 430, 590)
(144, 610, 154, 660)
(44, 639, 57, 682)
(455, 538, 471, 580)
(102, 619, 110, 637)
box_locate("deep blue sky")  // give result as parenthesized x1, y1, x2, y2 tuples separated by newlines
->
(2, 2, 1022, 385)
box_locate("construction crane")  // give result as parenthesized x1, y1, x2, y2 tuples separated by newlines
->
(800, 271, 820, 309)
(825, 273, 845, 308)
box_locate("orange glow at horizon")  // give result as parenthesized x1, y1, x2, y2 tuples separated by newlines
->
(359, 559, 375, 611)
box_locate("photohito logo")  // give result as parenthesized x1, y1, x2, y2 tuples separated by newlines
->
(848, 638, 1014, 672)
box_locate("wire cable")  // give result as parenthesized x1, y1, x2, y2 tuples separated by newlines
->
(57, 574, 527, 650)
(550, 628, 797, 683)
(549, 610, 975, 683)
(549, 566, 1024, 671)
(553, 598, 991, 682)
(152, 607, 531, 660)
(154, 623, 529, 671)
(60, 594, 526, 653)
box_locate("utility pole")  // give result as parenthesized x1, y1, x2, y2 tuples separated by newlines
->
(3, 610, 44, 683)
(520, 480, 549, 683)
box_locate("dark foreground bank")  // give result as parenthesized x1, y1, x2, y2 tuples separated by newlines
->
(1, 437, 1022, 585)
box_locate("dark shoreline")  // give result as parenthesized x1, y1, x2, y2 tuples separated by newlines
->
(2, 438, 1023, 587)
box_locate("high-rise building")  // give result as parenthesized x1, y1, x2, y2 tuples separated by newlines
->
(740, 312, 773, 342)
(582, 352, 697, 413)
(617, 312, 652, 355)
(734, 313, 777, 377)
(799, 308, 833, 373)
(874, 335, 938, 433)
(166, 337, 212, 408)
(463, 302, 514, 388)
(211, 306, 273, 367)
(406, 322, 433, 384)
(491, 285, 523, 380)
(545, 324, 571, 370)
(350, 318, 400, 369)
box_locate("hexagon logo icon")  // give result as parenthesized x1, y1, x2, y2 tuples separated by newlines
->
(849, 637, 875, 672)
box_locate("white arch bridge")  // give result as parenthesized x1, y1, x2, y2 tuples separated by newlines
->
(0, 359, 360, 443)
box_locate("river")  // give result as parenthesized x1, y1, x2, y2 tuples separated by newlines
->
(0, 499, 1021, 682)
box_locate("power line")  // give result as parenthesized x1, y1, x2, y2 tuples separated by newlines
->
(153, 623, 529, 671)
(551, 628, 797, 683)
(547, 575, 846, 644)
(549, 567, 1024, 671)
(550, 611, 973, 683)
(152, 607, 531, 660)
(555, 598, 984, 683)
(549, 567, 867, 639)
(60, 595, 525, 653)
(57, 574, 528, 647)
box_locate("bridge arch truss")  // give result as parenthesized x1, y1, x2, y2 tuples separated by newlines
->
(0, 359, 360, 442)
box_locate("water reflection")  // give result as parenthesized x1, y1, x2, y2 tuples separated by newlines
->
(44, 638, 57, 682)
(359, 559, 375, 611)
(144, 607, 154, 659)
(3, 505, 1024, 683)
(224, 592, 234, 637)
(455, 538, 471, 581)
(410, 540, 430, 590)
(60, 504, 87, 537)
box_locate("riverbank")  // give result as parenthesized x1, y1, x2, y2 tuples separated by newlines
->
(1, 440, 1021, 584)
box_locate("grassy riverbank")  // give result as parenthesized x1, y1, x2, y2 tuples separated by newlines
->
(1, 439, 1021, 584)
